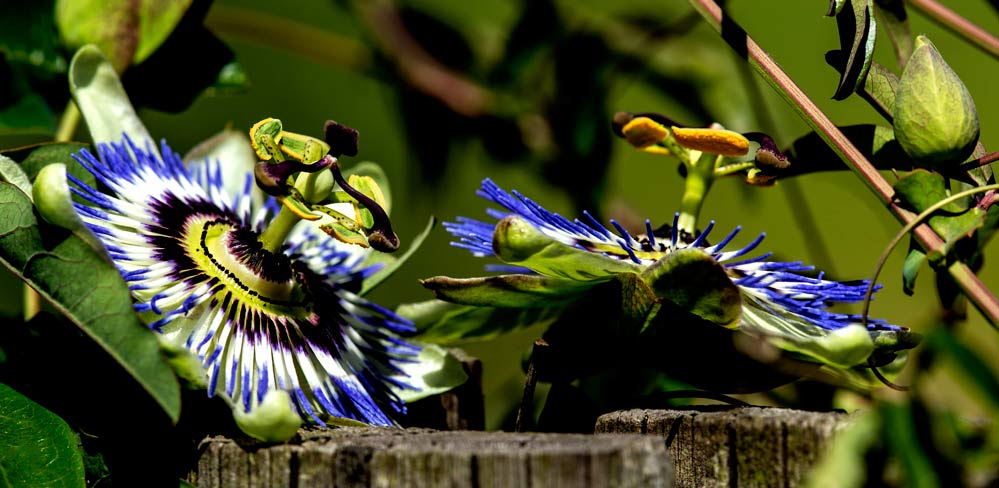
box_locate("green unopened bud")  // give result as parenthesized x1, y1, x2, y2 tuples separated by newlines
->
(893, 36, 979, 168)
(232, 389, 303, 442)
(493, 215, 550, 263)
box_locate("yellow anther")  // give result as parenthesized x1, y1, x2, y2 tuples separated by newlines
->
(621, 117, 670, 151)
(671, 127, 750, 156)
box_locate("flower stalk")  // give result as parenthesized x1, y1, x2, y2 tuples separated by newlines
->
(686, 0, 999, 326)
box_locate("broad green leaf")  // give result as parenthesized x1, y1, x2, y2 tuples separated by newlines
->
(361, 215, 435, 295)
(805, 410, 880, 488)
(873, 0, 913, 67)
(56, 0, 140, 72)
(0, 383, 86, 488)
(829, 0, 877, 100)
(642, 247, 741, 327)
(421, 273, 594, 308)
(0, 0, 67, 75)
(894, 169, 986, 245)
(902, 241, 925, 295)
(393, 343, 469, 403)
(399, 299, 563, 344)
(68, 46, 154, 150)
(926, 328, 999, 410)
(134, 0, 194, 64)
(0, 154, 33, 199)
(0, 183, 181, 422)
(893, 36, 979, 168)
(492, 215, 642, 280)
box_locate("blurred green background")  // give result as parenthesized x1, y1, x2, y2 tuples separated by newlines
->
(2, 0, 996, 429)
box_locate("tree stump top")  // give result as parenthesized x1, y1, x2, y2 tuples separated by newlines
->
(191, 426, 674, 488)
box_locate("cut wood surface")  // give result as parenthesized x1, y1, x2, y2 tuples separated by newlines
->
(595, 407, 847, 488)
(190, 427, 674, 488)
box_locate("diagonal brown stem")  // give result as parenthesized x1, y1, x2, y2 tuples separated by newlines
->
(686, 0, 999, 326)
(908, 0, 999, 60)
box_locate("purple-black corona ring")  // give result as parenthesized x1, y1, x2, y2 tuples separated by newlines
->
(68, 135, 417, 426)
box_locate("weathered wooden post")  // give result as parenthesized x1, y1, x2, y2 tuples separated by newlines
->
(595, 407, 847, 487)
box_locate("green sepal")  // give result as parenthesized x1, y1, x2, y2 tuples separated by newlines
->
(492, 215, 642, 281)
(769, 325, 876, 369)
(893, 36, 979, 168)
(894, 169, 986, 246)
(69, 45, 154, 149)
(33, 163, 106, 254)
(398, 299, 564, 345)
(392, 343, 469, 403)
(641, 247, 741, 327)
(232, 389, 302, 442)
(615, 272, 662, 334)
(421, 274, 595, 308)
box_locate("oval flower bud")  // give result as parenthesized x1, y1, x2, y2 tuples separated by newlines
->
(893, 36, 979, 167)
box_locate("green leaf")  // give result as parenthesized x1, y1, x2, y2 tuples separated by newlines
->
(56, 0, 140, 72)
(0, 383, 86, 488)
(0, 154, 33, 199)
(492, 215, 642, 280)
(361, 215, 435, 295)
(873, 0, 913, 68)
(399, 299, 563, 344)
(421, 273, 594, 308)
(805, 409, 880, 488)
(925, 328, 999, 410)
(901, 240, 925, 295)
(881, 402, 940, 488)
(641, 247, 741, 327)
(861, 62, 899, 122)
(68, 46, 154, 149)
(893, 36, 979, 168)
(134, 0, 194, 64)
(0, 0, 67, 75)
(0, 183, 181, 422)
(894, 169, 987, 245)
(392, 343, 469, 403)
(829, 0, 877, 101)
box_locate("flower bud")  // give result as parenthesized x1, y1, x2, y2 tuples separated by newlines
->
(893, 36, 979, 167)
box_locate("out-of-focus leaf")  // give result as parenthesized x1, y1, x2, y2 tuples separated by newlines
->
(0, 183, 181, 422)
(642, 248, 741, 327)
(56, 0, 140, 72)
(805, 409, 880, 488)
(901, 240, 925, 295)
(490, 0, 561, 86)
(393, 343, 469, 403)
(361, 215, 435, 295)
(0, 383, 86, 488)
(894, 169, 986, 245)
(828, 0, 877, 100)
(123, 1, 241, 113)
(784, 124, 907, 175)
(422, 274, 594, 308)
(893, 36, 979, 168)
(0, 154, 33, 199)
(926, 328, 999, 410)
(873, 0, 913, 67)
(68, 46, 154, 149)
(399, 299, 563, 344)
(881, 402, 940, 488)
(0, 62, 57, 135)
(134, 0, 194, 64)
(0, 0, 67, 75)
